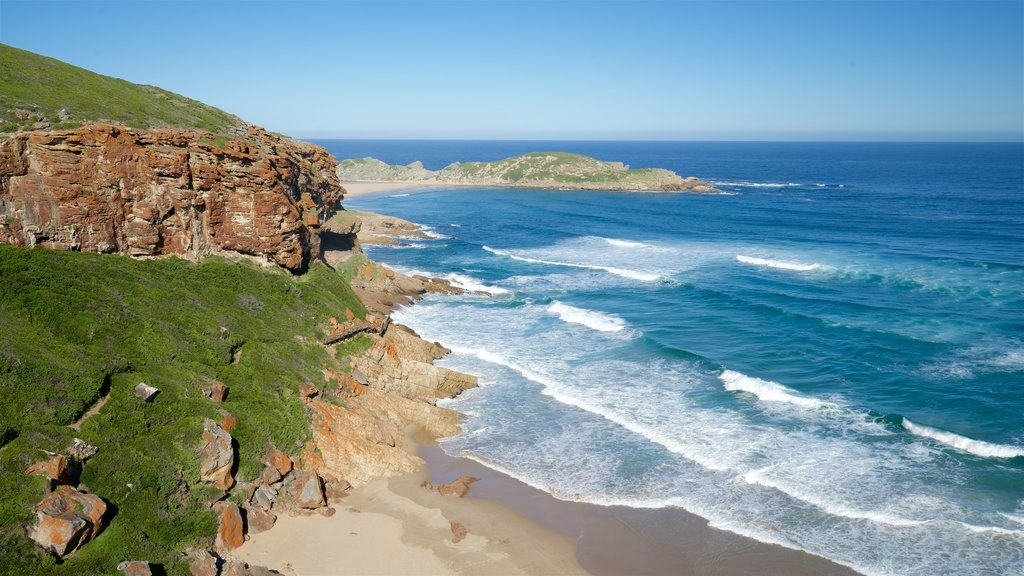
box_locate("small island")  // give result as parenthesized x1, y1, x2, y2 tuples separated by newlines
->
(336, 152, 722, 193)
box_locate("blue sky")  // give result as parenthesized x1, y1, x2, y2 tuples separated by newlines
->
(1, 1, 1022, 141)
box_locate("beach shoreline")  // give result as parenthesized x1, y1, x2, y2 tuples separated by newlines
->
(340, 180, 444, 197)
(229, 431, 585, 575)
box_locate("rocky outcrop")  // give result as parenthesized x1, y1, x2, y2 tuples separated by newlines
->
(25, 454, 71, 486)
(337, 152, 722, 193)
(214, 501, 245, 553)
(199, 419, 235, 490)
(30, 485, 107, 557)
(351, 335, 478, 403)
(0, 122, 344, 272)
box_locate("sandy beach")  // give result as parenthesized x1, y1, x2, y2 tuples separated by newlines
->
(232, 437, 859, 576)
(231, 438, 585, 576)
(340, 181, 441, 197)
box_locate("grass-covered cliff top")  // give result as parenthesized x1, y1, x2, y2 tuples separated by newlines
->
(0, 247, 370, 574)
(0, 44, 245, 135)
(337, 152, 721, 192)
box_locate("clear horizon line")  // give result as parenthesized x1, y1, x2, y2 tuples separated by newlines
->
(296, 136, 1024, 144)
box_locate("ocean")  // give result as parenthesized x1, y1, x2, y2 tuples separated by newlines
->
(314, 139, 1024, 576)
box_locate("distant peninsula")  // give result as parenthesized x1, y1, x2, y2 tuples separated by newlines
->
(336, 152, 722, 193)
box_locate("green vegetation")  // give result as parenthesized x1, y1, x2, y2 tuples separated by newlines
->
(336, 151, 700, 191)
(0, 44, 243, 135)
(0, 246, 366, 575)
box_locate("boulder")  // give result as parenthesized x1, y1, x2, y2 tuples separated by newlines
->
(188, 550, 220, 576)
(66, 438, 99, 461)
(204, 380, 228, 402)
(214, 501, 244, 553)
(57, 108, 70, 122)
(422, 475, 478, 498)
(264, 450, 292, 477)
(199, 419, 235, 490)
(294, 469, 326, 509)
(244, 506, 276, 533)
(251, 484, 278, 511)
(30, 486, 107, 557)
(117, 560, 153, 576)
(25, 454, 71, 486)
(450, 520, 468, 543)
(257, 464, 282, 486)
(134, 382, 159, 402)
(218, 410, 237, 432)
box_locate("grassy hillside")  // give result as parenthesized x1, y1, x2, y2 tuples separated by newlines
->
(0, 246, 369, 575)
(336, 151, 702, 191)
(0, 44, 243, 134)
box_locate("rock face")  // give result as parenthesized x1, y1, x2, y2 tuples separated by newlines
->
(199, 419, 235, 490)
(30, 485, 107, 557)
(0, 122, 344, 272)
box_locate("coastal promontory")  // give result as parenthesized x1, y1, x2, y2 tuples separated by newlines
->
(337, 152, 722, 193)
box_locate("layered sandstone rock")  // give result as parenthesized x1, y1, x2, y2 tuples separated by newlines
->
(0, 123, 344, 272)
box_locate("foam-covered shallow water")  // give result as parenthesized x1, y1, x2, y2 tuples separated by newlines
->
(331, 140, 1024, 576)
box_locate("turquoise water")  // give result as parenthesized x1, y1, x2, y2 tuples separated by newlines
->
(325, 141, 1024, 576)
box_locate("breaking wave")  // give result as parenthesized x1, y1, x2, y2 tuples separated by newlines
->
(902, 418, 1024, 459)
(443, 273, 510, 296)
(736, 255, 829, 272)
(547, 301, 627, 332)
(482, 245, 662, 282)
(720, 369, 834, 409)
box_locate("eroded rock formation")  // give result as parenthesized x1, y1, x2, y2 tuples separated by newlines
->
(0, 123, 344, 272)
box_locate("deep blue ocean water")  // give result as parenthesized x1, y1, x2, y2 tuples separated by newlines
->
(315, 140, 1024, 576)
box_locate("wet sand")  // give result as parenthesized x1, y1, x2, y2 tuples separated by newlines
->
(421, 444, 862, 576)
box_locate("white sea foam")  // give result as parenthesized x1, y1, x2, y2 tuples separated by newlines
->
(547, 301, 626, 333)
(385, 264, 436, 278)
(597, 236, 651, 248)
(720, 369, 832, 409)
(388, 193, 410, 197)
(443, 344, 735, 473)
(483, 245, 662, 281)
(443, 273, 510, 296)
(736, 255, 827, 272)
(709, 180, 802, 188)
(902, 418, 1024, 459)
(418, 225, 449, 239)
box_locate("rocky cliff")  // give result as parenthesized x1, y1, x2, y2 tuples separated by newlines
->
(337, 152, 722, 193)
(0, 122, 344, 272)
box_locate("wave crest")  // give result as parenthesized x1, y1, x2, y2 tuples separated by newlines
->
(547, 301, 627, 333)
(902, 418, 1024, 459)
(483, 245, 662, 282)
(720, 369, 833, 409)
(736, 255, 828, 272)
